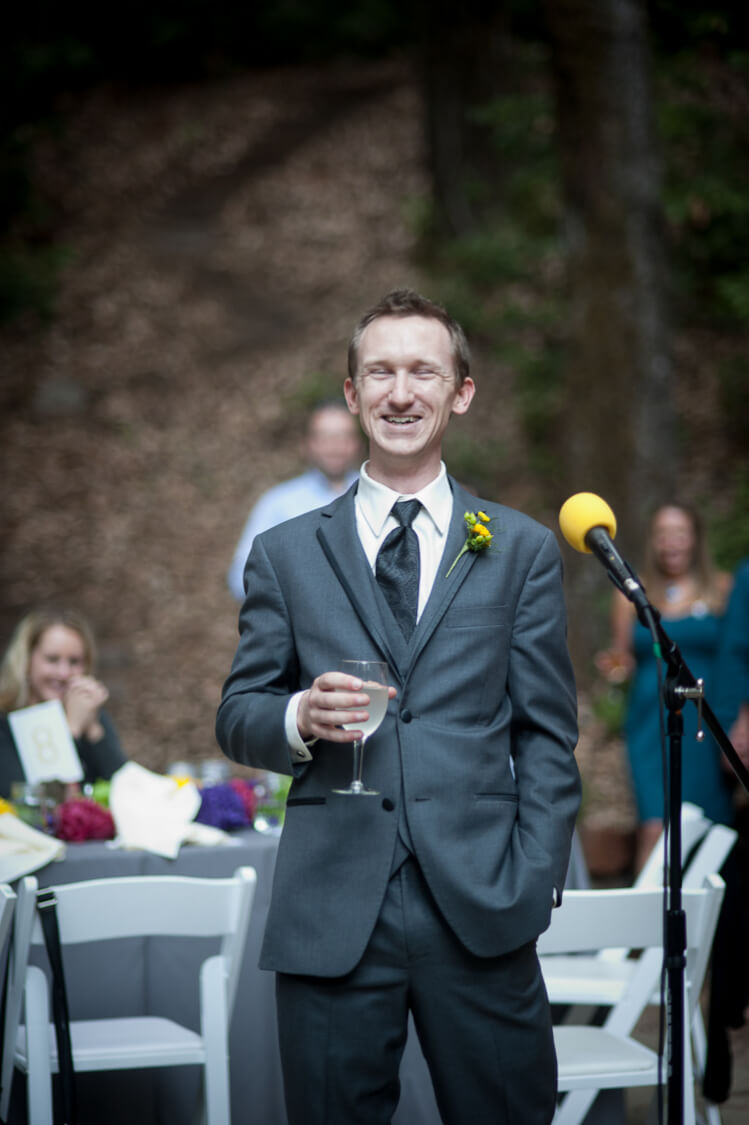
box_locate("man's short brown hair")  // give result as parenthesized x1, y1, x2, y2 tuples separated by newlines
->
(348, 289, 471, 386)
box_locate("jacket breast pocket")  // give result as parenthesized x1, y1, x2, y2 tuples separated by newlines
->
(443, 604, 508, 630)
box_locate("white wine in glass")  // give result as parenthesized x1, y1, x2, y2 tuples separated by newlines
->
(334, 660, 389, 795)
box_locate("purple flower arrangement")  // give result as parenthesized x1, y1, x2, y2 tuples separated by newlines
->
(194, 782, 253, 831)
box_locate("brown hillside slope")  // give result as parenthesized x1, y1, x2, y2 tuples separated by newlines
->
(2, 59, 438, 770)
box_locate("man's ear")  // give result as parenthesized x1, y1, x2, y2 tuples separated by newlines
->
(451, 376, 476, 416)
(343, 377, 360, 415)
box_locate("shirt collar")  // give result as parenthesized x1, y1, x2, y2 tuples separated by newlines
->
(357, 462, 453, 538)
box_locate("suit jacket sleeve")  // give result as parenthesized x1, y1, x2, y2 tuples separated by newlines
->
(217, 533, 309, 777)
(506, 528, 580, 901)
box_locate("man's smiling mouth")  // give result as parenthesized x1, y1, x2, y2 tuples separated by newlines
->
(384, 415, 419, 425)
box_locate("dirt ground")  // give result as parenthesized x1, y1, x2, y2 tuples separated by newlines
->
(625, 1007, 749, 1124)
(1, 58, 437, 773)
(0, 54, 639, 816)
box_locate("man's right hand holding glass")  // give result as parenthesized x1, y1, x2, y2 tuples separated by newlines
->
(296, 671, 396, 743)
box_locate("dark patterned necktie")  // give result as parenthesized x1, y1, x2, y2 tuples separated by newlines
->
(376, 499, 422, 639)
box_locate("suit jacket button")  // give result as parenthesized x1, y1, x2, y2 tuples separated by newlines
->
(382, 798, 395, 812)
(401, 709, 412, 723)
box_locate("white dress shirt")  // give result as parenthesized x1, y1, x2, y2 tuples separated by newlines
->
(284, 463, 454, 759)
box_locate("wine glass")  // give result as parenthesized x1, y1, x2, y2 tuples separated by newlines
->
(333, 660, 390, 795)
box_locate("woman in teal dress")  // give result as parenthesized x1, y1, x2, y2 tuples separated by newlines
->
(598, 504, 734, 870)
(627, 612, 734, 824)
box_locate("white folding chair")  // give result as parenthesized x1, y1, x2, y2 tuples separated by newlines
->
(595, 801, 711, 963)
(0, 880, 17, 1110)
(0, 882, 17, 1023)
(1, 876, 33, 1123)
(4, 865, 256, 1125)
(538, 874, 725, 1125)
(674, 823, 737, 1125)
(541, 817, 736, 1125)
(0, 881, 16, 962)
(631, 803, 713, 898)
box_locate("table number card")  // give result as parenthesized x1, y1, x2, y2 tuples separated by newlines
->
(8, 699, 84, 783)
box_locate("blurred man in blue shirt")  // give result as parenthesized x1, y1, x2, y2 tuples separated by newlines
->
(228, 401, 361, 601)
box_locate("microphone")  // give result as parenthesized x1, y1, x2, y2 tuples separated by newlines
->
(558, 492, 652, 614)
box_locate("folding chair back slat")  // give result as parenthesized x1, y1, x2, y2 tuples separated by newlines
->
(538, 874, 726, 1125)
(540, 817, 736, 1125)
(2, 865, 257, 1125)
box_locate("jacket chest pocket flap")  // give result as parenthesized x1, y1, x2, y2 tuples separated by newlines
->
(443, 604, 508, 630)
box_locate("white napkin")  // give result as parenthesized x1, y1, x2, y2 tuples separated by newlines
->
(182, 821, 236, 847)
(0, 811, 66, 882)
(109, 761, 204, 859)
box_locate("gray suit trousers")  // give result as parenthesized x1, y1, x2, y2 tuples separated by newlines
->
(276, 856, 557, 1125)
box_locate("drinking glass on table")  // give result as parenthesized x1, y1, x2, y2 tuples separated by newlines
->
(333, 660, 390, 796)
(10, 781, 55, 832)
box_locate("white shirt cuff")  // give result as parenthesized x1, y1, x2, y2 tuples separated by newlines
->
(285, 692, 316, 762)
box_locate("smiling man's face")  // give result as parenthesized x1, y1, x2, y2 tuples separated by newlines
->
(344, 315, 474, 489)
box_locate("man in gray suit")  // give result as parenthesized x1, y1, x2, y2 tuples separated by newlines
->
(216, 289, 581, 1124)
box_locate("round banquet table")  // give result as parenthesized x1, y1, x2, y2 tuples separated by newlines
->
(6, 827, 611, 1125)
(6, 829, 442, 1125)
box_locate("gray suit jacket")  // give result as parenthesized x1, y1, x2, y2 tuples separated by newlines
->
(216, 479, 581, 977)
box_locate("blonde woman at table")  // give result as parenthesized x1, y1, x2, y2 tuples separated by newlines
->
(0, 607, 126, 799)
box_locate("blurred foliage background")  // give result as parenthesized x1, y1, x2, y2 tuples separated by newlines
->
(1, 0, 748, 776)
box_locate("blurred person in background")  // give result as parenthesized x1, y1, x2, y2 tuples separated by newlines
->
(704, 555, 749, 1103)
(0, 607, 126, 799)
(714, 556, 749, 767)
(227, 399, 361, 602)
(596, 502, 734, 870)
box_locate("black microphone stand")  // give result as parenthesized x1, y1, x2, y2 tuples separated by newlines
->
(631, 599, 749, 1125)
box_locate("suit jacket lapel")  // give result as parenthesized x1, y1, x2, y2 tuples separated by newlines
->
(316, 479, 487, 680)
(316, 487, 405, 678)
(406, 479, 482, 667)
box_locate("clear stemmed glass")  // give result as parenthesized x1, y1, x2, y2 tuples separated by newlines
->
(333, 660, 390, 795)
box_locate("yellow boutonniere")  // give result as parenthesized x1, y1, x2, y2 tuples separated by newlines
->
(445, 511, 494, 577)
